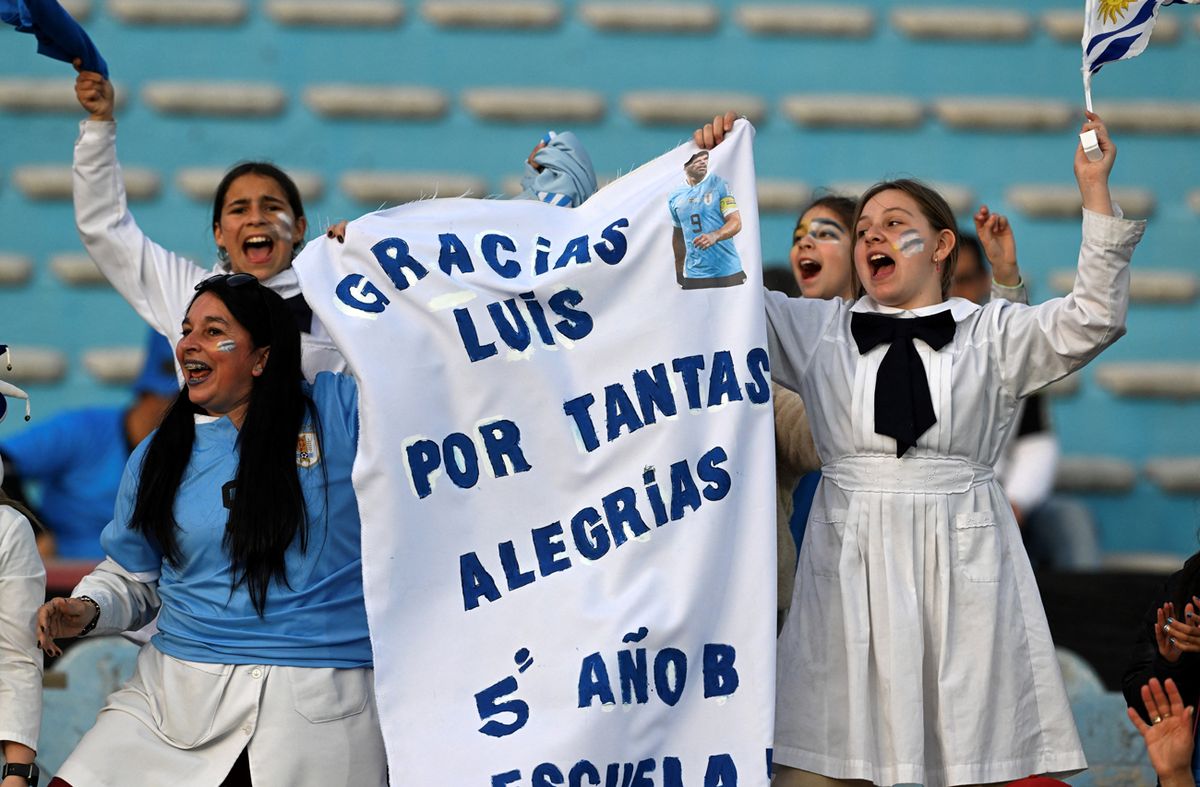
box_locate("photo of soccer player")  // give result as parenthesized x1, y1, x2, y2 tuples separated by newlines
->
(667, 150, 745, 290)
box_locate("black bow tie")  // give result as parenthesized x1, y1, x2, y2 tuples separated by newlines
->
(284, 294, 313, 334)
(850, 310, 957, 458)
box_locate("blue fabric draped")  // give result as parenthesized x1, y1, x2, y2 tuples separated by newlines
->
(1, 0, 108, 77)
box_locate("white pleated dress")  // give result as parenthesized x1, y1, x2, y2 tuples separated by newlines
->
(766, 209, 1143, 787)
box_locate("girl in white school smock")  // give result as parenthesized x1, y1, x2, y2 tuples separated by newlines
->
(765, 115, 1143, 787)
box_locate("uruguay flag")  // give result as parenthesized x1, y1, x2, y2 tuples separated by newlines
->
(1083, 0, 1197, 75)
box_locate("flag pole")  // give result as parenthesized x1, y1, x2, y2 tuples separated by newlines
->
(1079, 69, 1102, 160)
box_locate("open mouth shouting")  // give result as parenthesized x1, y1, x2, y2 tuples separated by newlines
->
(796, 258, 823, 281)
(867, 251, 896, 281)
(183, 359, 213, 386)
(242, 234, 276, 267)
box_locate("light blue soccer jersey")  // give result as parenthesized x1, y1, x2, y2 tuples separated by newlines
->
(667, 173, 742, 279)
(102, 372, 371, 668)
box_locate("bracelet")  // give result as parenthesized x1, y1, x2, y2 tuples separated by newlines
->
(992, 277, 1024, 290)
(77, 595, 101, 637)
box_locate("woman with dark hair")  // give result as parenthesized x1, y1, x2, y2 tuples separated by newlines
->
(72, 66, 340, 381)
(697, 113, 1143, 785)
(36, 275, 383, 786)
(788, 195, 859, 303)
(72, 66, 596, 383)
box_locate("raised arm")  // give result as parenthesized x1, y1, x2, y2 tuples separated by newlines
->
(974, 205, 1029, 305)
(73, 66, 207, 342)
(988, 114, 1144, 398)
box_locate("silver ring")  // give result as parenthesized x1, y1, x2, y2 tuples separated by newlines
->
(1153, 715, 1164, 724)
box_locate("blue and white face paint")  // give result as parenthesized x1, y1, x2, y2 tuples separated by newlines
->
(217, 340, 237, 353)
(896, 229, 926, 258)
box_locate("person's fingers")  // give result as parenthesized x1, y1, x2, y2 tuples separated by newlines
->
(721, 111, 736, 133)
(973, 205, 989, 228)
(1127, 705, 1150, 735)
(325, 220, 348, 243)
(1147, 678, 1170, 720)
(1166, 679, 1188, 715)
(1142, 682, 1163, 723)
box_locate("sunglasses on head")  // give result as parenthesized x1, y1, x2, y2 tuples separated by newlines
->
(194, 272, 258, 291)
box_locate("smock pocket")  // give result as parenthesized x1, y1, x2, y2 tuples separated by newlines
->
(807, 508, 847, 579)
(954, 511, 999, 583)
(141, 651, 233, 748)
(289, 666, 371, 724)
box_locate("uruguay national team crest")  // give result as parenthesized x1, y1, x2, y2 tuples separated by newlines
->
(703, 191, 714, 205)
(296, 431, 320, 468)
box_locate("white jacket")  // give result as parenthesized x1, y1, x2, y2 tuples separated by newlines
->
(73, 120, 347, 381)
(0, 505, 44, 752)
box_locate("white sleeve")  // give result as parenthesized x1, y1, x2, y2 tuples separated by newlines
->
(986, 209, 1145, 398)
(1000, 431, 1059, 513)
(0, 510, 45, 751)
(763, 288, 845, 394)
(72, 557, 162, 636)
(73, 120, 210, 343)
(990, 278, 1029, 305)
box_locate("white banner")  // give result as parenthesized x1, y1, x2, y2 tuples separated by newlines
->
(296, 120, 775, 786)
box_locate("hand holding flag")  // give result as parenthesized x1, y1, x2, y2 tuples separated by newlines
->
(1, 0, 107, 77)
(74, 60, 114, 121)
(1079, 0, 1196, 160)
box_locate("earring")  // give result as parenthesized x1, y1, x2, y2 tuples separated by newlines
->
(217, 247, 230, 263)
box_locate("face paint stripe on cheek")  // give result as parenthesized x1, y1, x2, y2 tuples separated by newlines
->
(896, 229, 926, 257)
(217, 340, 237, 353)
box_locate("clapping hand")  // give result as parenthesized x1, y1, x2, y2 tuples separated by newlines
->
(1127, 678, 1197, 787)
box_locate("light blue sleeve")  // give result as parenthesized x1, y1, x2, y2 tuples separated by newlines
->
(312, 372, 360, 447)
(99, 440, 163, 574)
(517, 131, 598, 208)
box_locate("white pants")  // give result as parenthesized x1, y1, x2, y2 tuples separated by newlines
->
(56, 644, 387, 787)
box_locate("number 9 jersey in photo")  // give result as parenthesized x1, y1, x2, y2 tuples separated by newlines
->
(668, 173, 742, 280)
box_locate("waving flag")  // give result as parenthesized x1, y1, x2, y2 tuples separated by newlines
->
(1081, 0, 1197, 108)
(1084, 0, 1197, 75)
(1, 0, 108, 77)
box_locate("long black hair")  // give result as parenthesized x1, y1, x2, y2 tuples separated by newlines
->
(130, 275, 320, 616)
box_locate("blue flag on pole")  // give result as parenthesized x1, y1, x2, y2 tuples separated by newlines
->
(1, 0, 108, 77)
(1083, 0, 1197, 75)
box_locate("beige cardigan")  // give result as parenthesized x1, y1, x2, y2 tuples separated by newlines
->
(773, 383, 821, 632)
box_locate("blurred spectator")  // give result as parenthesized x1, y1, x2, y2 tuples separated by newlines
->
(0, 329, 178, 560)
(952, 232, 1101, 570)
